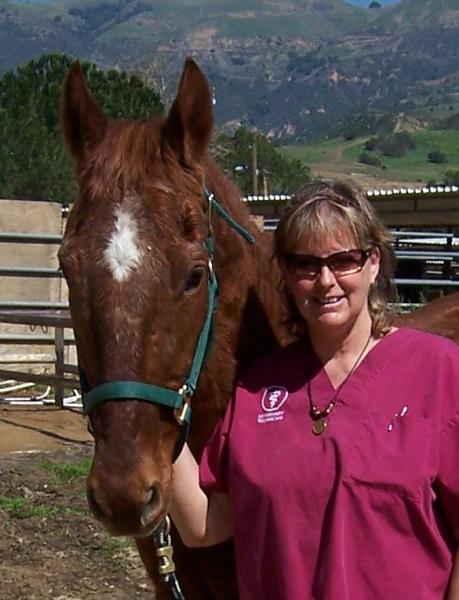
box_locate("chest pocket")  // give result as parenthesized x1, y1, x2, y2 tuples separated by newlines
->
(344, 411, 435, 502)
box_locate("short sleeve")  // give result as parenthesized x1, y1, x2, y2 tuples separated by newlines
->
(435, 345, 459, 539)
(199, 397, 234, 494)
(437, 416, 459, 537)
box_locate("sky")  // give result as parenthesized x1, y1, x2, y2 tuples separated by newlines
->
(346, 0, 401, 6)
(13, 0, 403, 3)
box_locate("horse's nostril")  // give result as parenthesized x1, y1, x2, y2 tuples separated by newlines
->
(140, 484, 161, 528)
(87, 484, 111, 521)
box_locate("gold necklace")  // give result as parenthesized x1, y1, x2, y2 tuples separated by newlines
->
(308, 332, 373, 436)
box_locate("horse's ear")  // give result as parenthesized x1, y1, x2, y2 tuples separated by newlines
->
(60, 62, 108, 161)
(162, 57, 213, 165)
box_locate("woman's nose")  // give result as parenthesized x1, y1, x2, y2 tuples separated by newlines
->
(317, 265, 335, 286)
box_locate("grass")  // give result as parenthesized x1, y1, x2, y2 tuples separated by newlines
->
(97, 536, 135, 558)
(0, 494, 59, 518)
(281, 137, 353, 164)
(282, 130, 459, 185)
(0, 459, 91, 519)
(41, 458, 91, 484)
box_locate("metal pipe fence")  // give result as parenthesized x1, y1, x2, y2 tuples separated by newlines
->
(0, 222, 458, 406)
(0, 226, 79, 407)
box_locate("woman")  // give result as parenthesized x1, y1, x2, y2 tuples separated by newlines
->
(171, 181, 459, 599)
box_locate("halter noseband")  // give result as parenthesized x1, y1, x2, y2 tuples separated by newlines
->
(79, 187, 255, 459)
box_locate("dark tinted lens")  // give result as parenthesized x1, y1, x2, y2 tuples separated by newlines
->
(284, 254, 321, 277)
(328, 250, 366, 275)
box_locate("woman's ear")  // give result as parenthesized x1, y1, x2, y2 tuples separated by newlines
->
(369, 246, 381, 283)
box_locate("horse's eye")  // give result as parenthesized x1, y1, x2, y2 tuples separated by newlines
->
(184, 267, 206, 294)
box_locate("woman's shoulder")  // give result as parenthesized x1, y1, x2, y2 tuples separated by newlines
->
(395, 325, 458, 348)
(392, 326, 459, 365)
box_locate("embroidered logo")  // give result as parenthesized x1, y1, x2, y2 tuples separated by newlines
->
(258, 386, 289, 424)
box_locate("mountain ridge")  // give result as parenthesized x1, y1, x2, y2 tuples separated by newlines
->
(1, 0, 458, 141)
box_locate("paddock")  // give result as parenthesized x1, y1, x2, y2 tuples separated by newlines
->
(1, 190, 459, 408)
(1, 189, 459, 599)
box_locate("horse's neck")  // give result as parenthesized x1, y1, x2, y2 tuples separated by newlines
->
(204, 159, 256, 240)
(205, 159, 287, 344)
(188, 164, 288, 451)
(202, 166, 286, 366)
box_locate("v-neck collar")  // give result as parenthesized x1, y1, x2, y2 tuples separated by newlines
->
(306, 327, 407, 395)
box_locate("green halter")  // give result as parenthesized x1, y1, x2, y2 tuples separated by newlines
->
(80, 187, 255, 457)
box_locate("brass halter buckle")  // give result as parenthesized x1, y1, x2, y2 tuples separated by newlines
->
(155, 516, 176, 576)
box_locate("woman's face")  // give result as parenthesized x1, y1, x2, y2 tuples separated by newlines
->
(282, 233, 380, 338)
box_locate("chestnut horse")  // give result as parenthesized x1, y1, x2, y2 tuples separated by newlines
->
(396, 292, 459, 343)
(59, 57, 459, 598)
(59, 58, 288, 598)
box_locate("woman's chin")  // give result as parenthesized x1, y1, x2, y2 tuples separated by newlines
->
(308, 310, 349, 330)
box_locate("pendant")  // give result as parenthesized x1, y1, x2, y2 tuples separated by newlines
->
(312, 417, 327, 436)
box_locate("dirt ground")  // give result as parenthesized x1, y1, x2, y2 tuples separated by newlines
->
(0, 406, 155, 600)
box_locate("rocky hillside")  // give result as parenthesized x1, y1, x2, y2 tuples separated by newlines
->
(1, 0, 459, 141)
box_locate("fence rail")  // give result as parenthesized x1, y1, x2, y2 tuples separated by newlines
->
(0, 267, 63, 278)
(0, 310, 79, 408)
(0, 223, 77, 407)
(0, 232, 63, 244)
(1, 221, 458, 407)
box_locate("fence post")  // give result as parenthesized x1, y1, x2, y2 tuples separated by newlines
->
(54, 325, 64, 408)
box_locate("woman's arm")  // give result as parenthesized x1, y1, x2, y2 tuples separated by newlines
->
(169, 443, 234, 548)
(447, 547, 459, 600)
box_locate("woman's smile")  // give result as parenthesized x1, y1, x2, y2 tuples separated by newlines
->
(313, 295, 346, 308)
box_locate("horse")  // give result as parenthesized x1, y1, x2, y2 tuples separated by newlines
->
(59, 57, 288, 598)
(59, 56, 459, 598)
(396, 292, 459, 343)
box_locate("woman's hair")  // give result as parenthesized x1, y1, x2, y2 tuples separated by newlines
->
(274, 180, 396, 338)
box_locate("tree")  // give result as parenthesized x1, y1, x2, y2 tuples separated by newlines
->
(364, 137, 378, 152)
(342, 129, 356, 141)
(443, 170, 459, 185)
(427, 150, 447, 164)
(366, 132, 416, 159)
(0, 53, 163, 204)
(359, 152, 382, 167)
(369, 1, 381, 8)
(212, 126, 310, 195)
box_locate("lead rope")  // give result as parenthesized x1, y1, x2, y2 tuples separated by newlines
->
(154, 516, 186, 600)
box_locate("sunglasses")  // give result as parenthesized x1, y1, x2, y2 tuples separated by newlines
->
(282, 248, 372, 280)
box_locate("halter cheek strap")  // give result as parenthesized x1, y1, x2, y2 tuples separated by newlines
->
(80, 188, 254, 460)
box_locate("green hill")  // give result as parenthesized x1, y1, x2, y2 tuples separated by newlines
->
(282, 130, 459, 188)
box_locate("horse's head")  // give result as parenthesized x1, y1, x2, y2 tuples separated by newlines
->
(59, 59, 218, 537)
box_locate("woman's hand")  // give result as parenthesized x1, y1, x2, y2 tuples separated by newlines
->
(447, 547, 459, 600)
(169, 444, 233, 547)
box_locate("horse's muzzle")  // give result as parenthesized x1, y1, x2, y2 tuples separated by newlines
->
(86, 479, 163, 537)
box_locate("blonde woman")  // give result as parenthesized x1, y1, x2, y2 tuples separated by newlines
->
(171, 181, 459, 599)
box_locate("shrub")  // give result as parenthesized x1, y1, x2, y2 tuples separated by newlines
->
(427, 150, 447, 164)
(364, 137, 378, 151)
(359, 152, 382, 167)
(379, 137, 406, 158)
(342, 129, 356, 141)
(443, 170, 459, 185)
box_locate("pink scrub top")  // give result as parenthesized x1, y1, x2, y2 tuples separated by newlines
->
(200, 328, 459, 600)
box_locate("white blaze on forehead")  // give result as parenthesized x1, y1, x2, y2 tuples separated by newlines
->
(104, 207, 143, 282)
